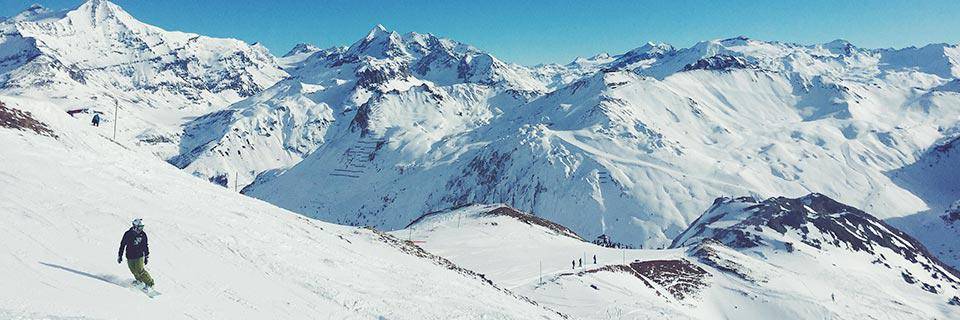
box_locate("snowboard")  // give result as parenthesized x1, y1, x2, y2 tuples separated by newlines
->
(129, 280, 161, 298)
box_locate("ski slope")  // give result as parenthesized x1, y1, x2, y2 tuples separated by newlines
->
(0, 96, 563, 319)
(399, 203, 960, 319)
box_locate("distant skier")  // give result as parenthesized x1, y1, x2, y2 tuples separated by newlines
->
(118, 218, 153, 288)
(593, 255, 597, 264)
(91, 114, 101, 127)
(578, 258, 582, 268)
(572, 260, 575, 269)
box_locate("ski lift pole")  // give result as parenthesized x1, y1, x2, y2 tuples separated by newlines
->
(112, 99, 118, 140)
(539, 260, 542, 285)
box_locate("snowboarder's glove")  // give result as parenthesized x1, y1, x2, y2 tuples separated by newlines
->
(117, 256, 122, 264)
(144, 256, 148, 265)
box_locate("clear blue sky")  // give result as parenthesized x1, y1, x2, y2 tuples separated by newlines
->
(3, 0, 959, 65)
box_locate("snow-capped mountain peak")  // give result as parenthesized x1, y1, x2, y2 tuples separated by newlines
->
(346, 24, 410, 60)
(283, 43, 320, 57)
(0, 0, 288, 158)
(8, 3, 51, 21)
(71, 0, 134, 25)
(366, 23, 389, 39)
(820, 39, 856, 55)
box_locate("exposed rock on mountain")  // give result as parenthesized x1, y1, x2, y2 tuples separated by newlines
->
(0, 0, 287, 155)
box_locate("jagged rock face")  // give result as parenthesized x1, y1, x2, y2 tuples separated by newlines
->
(605, 43, 676, 71)
(675, 194, 930, 257)
(478, 206, 582, 240)
(355, 60, 413, 89)
(0, 101, 56, 138)
(283, 43, 321, 58)
(944, 200, 960, 224)
(310, 26, 549, 93)
(631, 260, 710, 301)
(571, 259, 709, 302)
(682, 54, 757, 71)
(673, 194, 960, 297)
(688, 240, 768, 283)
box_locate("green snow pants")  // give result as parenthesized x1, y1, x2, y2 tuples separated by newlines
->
(127, 257, 154, 287)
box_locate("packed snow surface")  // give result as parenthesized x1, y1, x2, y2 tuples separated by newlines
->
(0, 96, 563, 319)
(3, 1, 960, 318)
(399, 201, 960, 319)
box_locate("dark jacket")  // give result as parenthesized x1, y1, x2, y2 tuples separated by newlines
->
(119, 228, 149, 259)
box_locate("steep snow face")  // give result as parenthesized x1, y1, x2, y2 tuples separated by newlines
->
(399, 200, 960, 319)
(245, 36, 960, 249)
(169, 81, 336, 188)
(277, 43, 325, 68)
(880, 43, 960, 79)
(174, 25, 546, 188)
(283, 43, 321, 58)
(888, 133, 960, 215)
(0, 96, 564, 319)
(886, 133, 960, 269)
(0, 0, 287, 156)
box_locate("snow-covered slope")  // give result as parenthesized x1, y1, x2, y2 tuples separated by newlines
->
(886, 132, 960, 268)
(173, 25, 548, 188)
(673, 194, 960, 317)
(0, 97, 564, 319)
(5, 0, 960, 288)
(395, 204, 695, 319)
(278, 42, 322, 67)
(245, 35, 960, 249)
(399, 197, 960, 319)
(0, 0, 286, 157)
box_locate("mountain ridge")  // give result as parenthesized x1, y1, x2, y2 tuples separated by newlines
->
(4, 0, 960, 264)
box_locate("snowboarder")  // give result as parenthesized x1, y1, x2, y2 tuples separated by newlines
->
(572, 260, 575, 269)
(118, 218, 153, 288)
(593, 254, 597, 264)
(578, 258, 582, 268)
(91, 114, 101, 127)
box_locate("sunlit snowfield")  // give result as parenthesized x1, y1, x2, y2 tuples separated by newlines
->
(2, 1, 959, 319)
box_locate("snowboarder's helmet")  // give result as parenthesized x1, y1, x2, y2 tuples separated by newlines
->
(132, 218, 144, 227)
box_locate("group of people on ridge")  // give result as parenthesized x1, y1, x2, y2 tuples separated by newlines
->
(572, 255, 598, 269)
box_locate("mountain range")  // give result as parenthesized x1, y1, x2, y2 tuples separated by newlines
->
(2, 1, 960, 318)
(4, 1, 959, 251)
